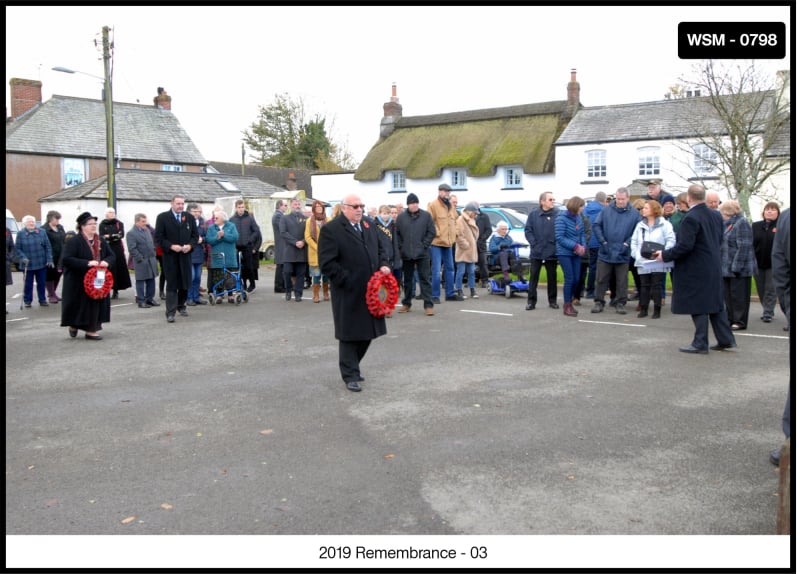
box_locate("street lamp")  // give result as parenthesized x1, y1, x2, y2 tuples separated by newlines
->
(52, 26, 115, 210)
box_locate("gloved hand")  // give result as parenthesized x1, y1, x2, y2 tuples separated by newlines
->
(499, 244, 508, 250)
(46, 262, 55, 268)
(20, 258, 30, 267)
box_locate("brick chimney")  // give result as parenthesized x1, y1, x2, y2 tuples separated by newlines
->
(153, 86, 172, 110)
(286, 171, 297, 191)
(380, 82, 403, 139)
(564, 69, 580, 119)
(9, 78, 43, 119)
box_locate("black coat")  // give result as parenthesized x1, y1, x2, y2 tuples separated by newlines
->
(60, 233, 115, 329)
(661, 203, 725, 315)
(154, 210, 197, 291)
(395, 208, 436, 261)
(319, 214, 389, 342)
(99, 218, 132, 290)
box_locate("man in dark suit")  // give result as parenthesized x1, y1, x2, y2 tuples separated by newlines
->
(319, 194, 391, 392)
(655, 184, 736, 353)
(155, 195, 198, 323)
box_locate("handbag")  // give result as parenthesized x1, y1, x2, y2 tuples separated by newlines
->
(639, 229, 664, 260)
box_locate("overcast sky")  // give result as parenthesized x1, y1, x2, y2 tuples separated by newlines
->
(6, 5, 791, 168)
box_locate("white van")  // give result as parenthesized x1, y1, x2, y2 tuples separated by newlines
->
(6, 209, 19, 242)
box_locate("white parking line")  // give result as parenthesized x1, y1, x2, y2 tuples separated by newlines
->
(460, 309, 514, 317)
(579, 319, 646, 327)
(736, 332, 790, 340)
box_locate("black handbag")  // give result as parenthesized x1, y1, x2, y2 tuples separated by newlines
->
(639, 229, 664, 260)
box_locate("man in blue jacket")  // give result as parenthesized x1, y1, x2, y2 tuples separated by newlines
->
(590, 188, 640, 314)
(582, 191, 607, 299)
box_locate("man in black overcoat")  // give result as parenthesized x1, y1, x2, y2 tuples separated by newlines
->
(656, 184, 736, 353)
(319, 194, 391, 392)
(155, 195, 198, 323)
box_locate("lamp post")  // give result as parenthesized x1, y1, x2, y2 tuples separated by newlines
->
(52, 26, 115, 210)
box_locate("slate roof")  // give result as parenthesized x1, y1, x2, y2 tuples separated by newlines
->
(6, 95, 207, 165)
(556, 92, 777, 146)
(209, 162, 313, 194)
(354, 101, 572, 181)
(39, 169, 283, 204)
(765, 121, 790, 158)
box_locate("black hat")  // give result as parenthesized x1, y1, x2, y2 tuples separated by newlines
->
(407, 193, 420, 205)
(76, 212, 98, 226)
(660, 194, 676, 206)
(438, 183, 452, 192)
(463, 203, 478, 213)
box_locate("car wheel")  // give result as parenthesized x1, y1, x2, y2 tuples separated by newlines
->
(264, 246, 275, 261)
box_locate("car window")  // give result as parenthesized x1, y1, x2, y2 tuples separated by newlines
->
(501, 209, 526, 228)
(484, 211, 502, 228)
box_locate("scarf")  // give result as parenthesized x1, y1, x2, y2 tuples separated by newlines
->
(83, 231, 101, 261)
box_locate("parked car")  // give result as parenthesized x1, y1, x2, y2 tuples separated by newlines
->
(6, 209, 19, 243)
(459, 206, 530, 260)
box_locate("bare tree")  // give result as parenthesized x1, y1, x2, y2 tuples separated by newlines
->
(671, 60, 789, 220)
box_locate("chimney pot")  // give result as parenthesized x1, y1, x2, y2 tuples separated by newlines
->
(9, 78, 43, 119)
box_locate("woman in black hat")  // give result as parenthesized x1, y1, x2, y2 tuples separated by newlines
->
(59, 212, 116, 340)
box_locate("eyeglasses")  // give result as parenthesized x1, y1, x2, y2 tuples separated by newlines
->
(343, 203, 365, 210)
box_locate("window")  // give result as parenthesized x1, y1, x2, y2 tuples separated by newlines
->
(504, 167, 523, 188)
(638, 147, 661, 176)
(162, 164, 183, 172)
(586, 150, 606, 178)
(63, 158, 86, 188)
(217, 180, 239, 192)
(693, 144, 718, 175)
(451, 169, 466, 189)
(390, 171, 406, 191)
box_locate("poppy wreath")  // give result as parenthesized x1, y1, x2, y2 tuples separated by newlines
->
(365, 271, 399, 318)
(83, 267, 115, 300)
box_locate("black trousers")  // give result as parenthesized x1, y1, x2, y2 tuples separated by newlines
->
(274, 263, 285, 292)
(527, 259, 558, 305)
(723, 275, 752, 328)
(402, 257, 433, 308)
(639, 272, 664, 310)
(339, 340, 371, 382)
(165, 288, 187, 316)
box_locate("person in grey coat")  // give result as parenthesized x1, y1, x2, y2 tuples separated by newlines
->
(319, 193, 391, 392)
(279, 198, 308, 301)
(769, 207, 791, 466)
(126, 213, 161, 308)
(655, 184, 736, 354)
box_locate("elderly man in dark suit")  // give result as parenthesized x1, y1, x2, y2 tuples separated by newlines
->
(655, 184, 736, 354)
(155, 195, 198, 323)
(319, 193, 392, 392)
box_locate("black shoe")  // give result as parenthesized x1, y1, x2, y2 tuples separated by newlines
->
(85, 333, 103, 340)
(138, 303, 148, 308)
(345, 380, 362, 392)
(275, 288, 286, 294)
(178, 309, 189, 317)
(166, 314, 175, 323)
(760, 316, 772, 323)
(525, 302, 535, 311)
(549, 302, 559, 309)
(445, 294, 464, 302)
(246, 284, 256, 293)
(146, 299, 160, 307)
(652, 308, 661, 319)
(432, 297, 441, 304)
(295, 293, 302, 302)
(111, 291, 118, 300)
(186, 300, 197, 306)
(39, 301, 49, 307)
(285, 292, 292, 301)
(679, 345, 708, 354)
(68, 327, 78, 338)
(770, 448, 781, 466)
(159, 292, 166, 300)
(637, 310, 648, 318)
(195, 298, 208, 305)
(710, 343, 737, 351)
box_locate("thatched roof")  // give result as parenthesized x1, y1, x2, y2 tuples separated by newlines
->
(354, 101, 570, 181)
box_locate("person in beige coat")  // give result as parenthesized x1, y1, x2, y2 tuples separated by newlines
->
(304, 200, 331, 303)
(427, 183, 459, 302)
(455, 203, 480, 299)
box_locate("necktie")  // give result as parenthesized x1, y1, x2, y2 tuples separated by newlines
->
(175, 213, 180, 222)
(354, 223, 361, 234)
